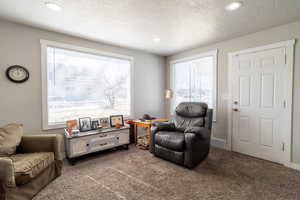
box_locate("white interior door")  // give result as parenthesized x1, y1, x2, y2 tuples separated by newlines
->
(232, 47, 289, 164)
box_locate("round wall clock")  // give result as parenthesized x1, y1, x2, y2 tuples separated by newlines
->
(6, 65, 30, 83)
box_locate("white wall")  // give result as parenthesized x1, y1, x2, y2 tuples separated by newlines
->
(167, 20, 300, 164)
(0, 20, 165, 135)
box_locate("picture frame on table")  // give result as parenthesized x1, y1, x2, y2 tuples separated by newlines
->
(110, 115, 124, 127)
(79, 117, 92, 132)
(66, 119, 78, 132)
(99, 117, 110, 128)
(91, 120, 99, 130)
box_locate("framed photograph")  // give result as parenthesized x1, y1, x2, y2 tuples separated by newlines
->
(66, 119, 78, 132)
(91, 120, 99, 130)
(79, 117, 91, 132)
(99, 118, 110, 128)
(110, 115, 124, 127)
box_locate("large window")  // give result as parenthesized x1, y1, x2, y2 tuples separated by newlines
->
(41, 40, 133, 129)
(170, 50, 217, 121)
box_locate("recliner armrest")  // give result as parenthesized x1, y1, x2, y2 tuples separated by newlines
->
(17, 134, 64, 161)
(184, 127, 210, 140)
(0, 157, 16, 188)
(151, 122, 176, 132)
(150, 122, 175, 154)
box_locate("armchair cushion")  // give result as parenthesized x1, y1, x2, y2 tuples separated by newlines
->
(175, 102, 208, 117)
(174, 115, 205, 132)
(0, 124, 23, 156)
(11, 152, 54, 185)
(155, 131, 185, 151)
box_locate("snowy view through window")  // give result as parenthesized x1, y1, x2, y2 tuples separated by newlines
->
(47, 47, 131, 125)
(171, 56, 215, 113)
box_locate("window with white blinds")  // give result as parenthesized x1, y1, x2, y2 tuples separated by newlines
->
(41, 40, 133, 129)
(170, 51, 217, 121)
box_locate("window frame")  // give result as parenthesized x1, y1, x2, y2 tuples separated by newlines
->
(41, 39, 134, 130)
(169, 50, 218, 121)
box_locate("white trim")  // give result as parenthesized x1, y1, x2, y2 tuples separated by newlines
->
(169, 50, 218, 121)
(211, 137, 227, 150)
(230, 40, 296, 56)
(226, 53, 234, 151)
(290, 163, 300, 171)
(40, 39, 134, 61)
(40, 39, 135, 130)
(227, 39, 296, 166)
(41, 41, 49, 130)
(170, 50, 218, 64)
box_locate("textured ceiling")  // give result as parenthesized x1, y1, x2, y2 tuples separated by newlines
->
(0, 0, 300, 55)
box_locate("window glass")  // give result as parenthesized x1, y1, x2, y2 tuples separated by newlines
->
(171, 55, 216, 119)
(47, 47, 131, 126)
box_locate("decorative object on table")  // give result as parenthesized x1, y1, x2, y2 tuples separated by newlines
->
(125, 119, 133, 125)
(99, 117, 110, 128)
(115, 123, 122, 129)
(110, 115, 124, 127)
(66, 120, 78, 133)
(6, 65, 30, 83)
(91, 120, 99, 130)
(140, 114, 156, 121)
(64, 128, 79, 137)
(71, 129, 80, 135)
(96, 125, 103, 130)
(79, 117, 92, 132)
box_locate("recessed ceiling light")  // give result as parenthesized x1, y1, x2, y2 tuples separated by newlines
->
(225, 1, 243, 11)
(153, 37, 161, 42)
(45, 2, 62, 11)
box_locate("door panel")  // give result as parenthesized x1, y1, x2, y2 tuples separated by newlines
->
(239, 76, 251, 106)
(239, 59, 251, 70)
(232, 47, 286, 164)
(260, 73, 275, 108)
(238, 116, 251, 142)
(261, 56, 275, 67)
(259, 118, 274, 147)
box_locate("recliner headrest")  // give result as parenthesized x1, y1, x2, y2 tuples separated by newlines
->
(175, 102, 208, 118)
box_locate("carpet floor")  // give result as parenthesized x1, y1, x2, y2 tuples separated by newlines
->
(33, 146, 300, 200)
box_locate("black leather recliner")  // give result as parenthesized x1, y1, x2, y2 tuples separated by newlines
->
(150, 102, 213, 168)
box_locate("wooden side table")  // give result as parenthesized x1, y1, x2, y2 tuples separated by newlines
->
(133, 118, 168, 149)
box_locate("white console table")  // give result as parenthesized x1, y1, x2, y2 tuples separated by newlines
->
(64, 126, 130, 165)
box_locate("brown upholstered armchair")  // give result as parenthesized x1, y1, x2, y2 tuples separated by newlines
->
(0, 134, 63, 200)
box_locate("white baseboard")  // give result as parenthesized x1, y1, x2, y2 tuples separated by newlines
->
(290, 163, 300, 171)
(211, 137, 227, 150)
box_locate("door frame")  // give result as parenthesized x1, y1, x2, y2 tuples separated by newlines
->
(227, 39, 296, 166)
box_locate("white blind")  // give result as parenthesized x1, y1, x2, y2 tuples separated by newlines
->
(47, 47, 131, 125)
